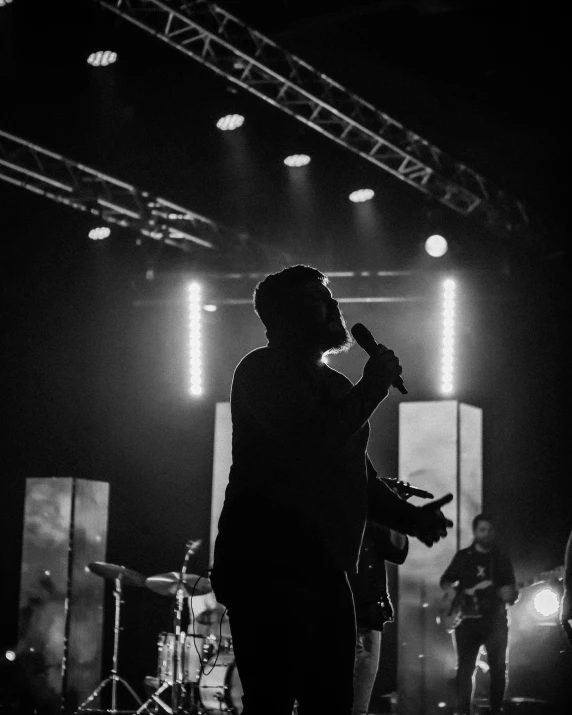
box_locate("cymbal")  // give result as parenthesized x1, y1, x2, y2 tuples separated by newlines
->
(145, 572, 212, 597)
(88, 561, 146, 589)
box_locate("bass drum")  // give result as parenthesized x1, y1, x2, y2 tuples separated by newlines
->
(199, 650, 243, 712)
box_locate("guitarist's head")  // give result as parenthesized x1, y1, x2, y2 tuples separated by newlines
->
(472, 514, 495, 552)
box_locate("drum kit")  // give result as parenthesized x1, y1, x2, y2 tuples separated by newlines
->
(76, 540, 243, 715)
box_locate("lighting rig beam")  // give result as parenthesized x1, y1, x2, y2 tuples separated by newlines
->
(94, 0, 531, 239)
(0, 128, 247, 253)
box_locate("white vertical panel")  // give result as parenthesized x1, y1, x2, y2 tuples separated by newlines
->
(459, 403, 483, 547)
(210, 401, 232, 564)
(397, 401, 482, 715)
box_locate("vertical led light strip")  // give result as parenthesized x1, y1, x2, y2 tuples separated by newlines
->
(441, 278, 456, 395)
(188, 282, 203, 396)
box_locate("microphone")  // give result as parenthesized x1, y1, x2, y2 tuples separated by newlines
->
(351, 323, 408, 395)
(381, 478, 433, 499)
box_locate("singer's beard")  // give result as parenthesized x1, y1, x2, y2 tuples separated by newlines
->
(318, 312, 353, 355)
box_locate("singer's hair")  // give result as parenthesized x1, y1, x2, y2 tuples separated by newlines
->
(253, 264, 328, 330)
(472, 513, 494, 531)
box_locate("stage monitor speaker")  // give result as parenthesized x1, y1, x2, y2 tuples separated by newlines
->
(17, 477, 109, 714)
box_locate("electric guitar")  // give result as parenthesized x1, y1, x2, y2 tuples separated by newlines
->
(437, 566, 564, 633)
(437, 580, 493, 632)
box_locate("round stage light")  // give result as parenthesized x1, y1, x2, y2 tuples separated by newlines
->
(4, 650, 16, 662)
(425, 234, 448, 257)
(284, 154, 311, 167)
(349, 188, 374, 203)
(89, 226, 110, 240)
(532, 588, 560, 617)
(216, 114, 245, 131)
(87, 51, 118, 67)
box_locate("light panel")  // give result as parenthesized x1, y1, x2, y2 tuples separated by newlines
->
(425, 234, 448, 257)
(440, 278, 456, 395)
(188, 282, 203, 396)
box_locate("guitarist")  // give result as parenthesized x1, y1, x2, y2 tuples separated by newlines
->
(440, 514, 518, 715)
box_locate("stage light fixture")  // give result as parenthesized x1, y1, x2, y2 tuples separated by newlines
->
(532, 588, 560, 617)
(0, 0, 14, 7)
(216, 114, 245, 131)
(349, 189, 374, 203)
(87, 50, 118, 67)
(440, 279, 456, 395)
(284, 154, 311, 167)
(203, 304, 217, 312)
(89, 226, 110, 240)
(425, 234, 448, 258)
(188, 282, 203, 397)
(4, 650, 16, 662)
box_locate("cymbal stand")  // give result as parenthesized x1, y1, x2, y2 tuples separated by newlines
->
(170, 540, 201, 714)
(77, 573, 142, 714)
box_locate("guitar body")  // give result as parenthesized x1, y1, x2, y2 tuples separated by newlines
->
(437, 580, 493, 633)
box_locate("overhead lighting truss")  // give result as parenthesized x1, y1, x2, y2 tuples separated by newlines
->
(94, 0, 531, 239)
(0, 128, 246, 253)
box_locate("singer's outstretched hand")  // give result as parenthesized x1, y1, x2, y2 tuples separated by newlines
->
(411, 493, 454, 547)
(361, 344, 403, 399)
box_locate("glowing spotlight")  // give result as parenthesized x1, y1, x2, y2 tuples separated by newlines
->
(0, 0, 14, 6)
(216, 114, 244, 131)
(203, 304, 217, 312)
(284, 154, 311, 167)
(5, 650, 16, 662)
(533, 588, 560, 617)
(188, 282, 203, 397)
(425, 234, 448, 258)
(89, 226, 110, 240)
(87, 50, 118, 67)
(349, 189, 374, 203)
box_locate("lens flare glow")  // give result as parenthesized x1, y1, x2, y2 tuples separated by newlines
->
(349, 188, 374, 203)
(216, 114, 244, 131)
(532, 588, 560, 617)
(284, 154, 311, 167)
(188, 282, 203, 396)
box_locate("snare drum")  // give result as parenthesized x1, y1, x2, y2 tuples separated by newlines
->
(156, 632, 183, 684)
(199, 651, 243, 712)
(183, 633, 207, 683)
(156, 632, 207, 684)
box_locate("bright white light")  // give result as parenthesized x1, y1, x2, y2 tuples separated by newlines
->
(284, 154, 311, 167)
(533, 588, 560, 617)
(188, 282, 203, 397)
(425, 234, 448, 258)
(437, 704, 447, 710)
(89, 226, 111, 240)
(440, 278, 457, 395)
(349, 188, 374, 203)
(321, 355, 329, 364)
(203, 304, 217, 312)
(216, 114, 244, 131)
(5, 650, 16, 662)
(0, 0, 14, 7)
(87, 50, 118, 67)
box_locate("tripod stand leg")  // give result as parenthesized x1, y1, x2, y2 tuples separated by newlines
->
(77, 676, 112, 710)
(136, 682, 173, 715)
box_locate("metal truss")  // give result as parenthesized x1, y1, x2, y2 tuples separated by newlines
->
(94, 0, 530, 237)
(0, 128, 246, 253)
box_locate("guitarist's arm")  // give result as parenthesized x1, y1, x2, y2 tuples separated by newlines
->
(440, 551, 464, 591)
(495, 550, 519, 605)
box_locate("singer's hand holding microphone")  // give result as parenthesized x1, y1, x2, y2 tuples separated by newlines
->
(351, 322, 407, 399)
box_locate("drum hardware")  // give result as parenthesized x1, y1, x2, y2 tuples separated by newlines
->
(77, 562, 145, 714)
(138, 540, 207, 714)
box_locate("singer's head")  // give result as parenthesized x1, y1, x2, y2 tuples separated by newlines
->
(254, 265, 352, 355)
